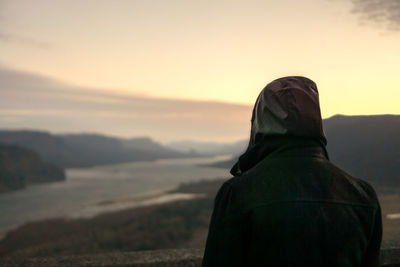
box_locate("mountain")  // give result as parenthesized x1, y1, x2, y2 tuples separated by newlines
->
(167, 140, 247, 156)
(121, 137, 192, 158)
(0, 131, 190, 168)
(0, 131, 74, 168)
(210, 115, 400, 187)
(0, 144, 65, 193)
(324, 115, 400, 187)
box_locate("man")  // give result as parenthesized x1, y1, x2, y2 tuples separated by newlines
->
(202, 76, 382, 267)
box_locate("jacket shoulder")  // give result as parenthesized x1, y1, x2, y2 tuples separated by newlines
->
(326, 161, 380, 207)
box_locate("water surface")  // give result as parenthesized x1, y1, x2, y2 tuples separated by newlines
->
(0, 156, 230, 235)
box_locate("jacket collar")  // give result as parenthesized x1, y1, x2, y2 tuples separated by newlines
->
(230, 136, 329, 176)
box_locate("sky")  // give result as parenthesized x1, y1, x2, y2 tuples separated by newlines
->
(0, 0, 399, 142)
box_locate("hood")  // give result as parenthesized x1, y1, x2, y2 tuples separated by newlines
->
(231, 76, 327, 176)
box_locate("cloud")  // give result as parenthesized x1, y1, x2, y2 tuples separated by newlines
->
(350, 0, 400, 30)
(0, 66, 251, 142)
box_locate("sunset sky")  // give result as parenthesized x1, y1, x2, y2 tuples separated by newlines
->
(0, 0, 399, 142)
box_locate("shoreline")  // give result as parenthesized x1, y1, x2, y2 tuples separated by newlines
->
(0, 189, 207, 241)
(87, 191, 206, 216)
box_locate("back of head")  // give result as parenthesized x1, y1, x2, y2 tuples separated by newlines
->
(249, 76, 326, 148)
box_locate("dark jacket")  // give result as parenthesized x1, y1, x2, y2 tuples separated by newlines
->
(202, 77, 382, 267)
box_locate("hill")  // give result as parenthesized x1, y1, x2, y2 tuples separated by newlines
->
(0, 131, 190, 168)
(324, 115, 400, 187)
(211, 115, 400, 187)
(0, 144, 65, 193)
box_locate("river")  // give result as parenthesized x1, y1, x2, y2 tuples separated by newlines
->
(0, 155, 230, 237)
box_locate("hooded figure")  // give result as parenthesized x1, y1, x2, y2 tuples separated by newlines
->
(202, 77, 382, 267)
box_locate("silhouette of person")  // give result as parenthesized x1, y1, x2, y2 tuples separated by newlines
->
(202, 76, 382, 267)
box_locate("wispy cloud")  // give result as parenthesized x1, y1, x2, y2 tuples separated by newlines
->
(0, 32, 50, 49)
(0, 66, 251, 142)
(350, 0, 400, 31)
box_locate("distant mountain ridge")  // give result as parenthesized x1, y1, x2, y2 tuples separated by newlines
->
(0, 131, 192, 168)
(0, 144, 65, 193)
(211, 115, 400, 187)
(167, 139, 247, 156)
(324, 114, 400, 187)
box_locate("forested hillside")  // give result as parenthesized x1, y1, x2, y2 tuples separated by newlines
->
(0, 144, 65, 193)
